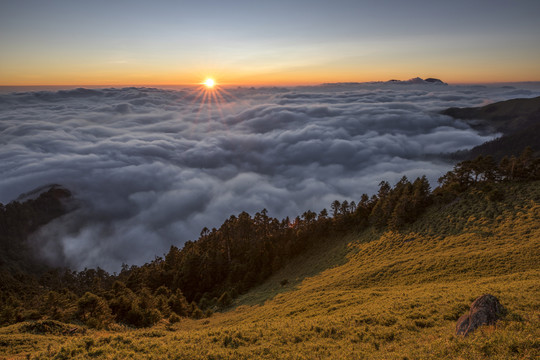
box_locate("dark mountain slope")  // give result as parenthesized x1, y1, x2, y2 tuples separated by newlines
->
(443, 96, 540, 159)
(442, 96, 540, 134)
(0, 185, 72, 273)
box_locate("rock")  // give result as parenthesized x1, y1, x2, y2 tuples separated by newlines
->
(456, 294, 505, 336)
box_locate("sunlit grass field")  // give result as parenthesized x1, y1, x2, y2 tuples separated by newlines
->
(1, 181, 539, 359)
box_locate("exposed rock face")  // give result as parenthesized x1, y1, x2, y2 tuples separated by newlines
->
(456, 294, 505, 336)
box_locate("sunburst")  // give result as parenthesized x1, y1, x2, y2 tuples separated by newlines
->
(204, 78, 215, 88)
(189, 78, 236, 128)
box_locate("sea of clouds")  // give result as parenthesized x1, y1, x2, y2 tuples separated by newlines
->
(1, 83, 539, 271)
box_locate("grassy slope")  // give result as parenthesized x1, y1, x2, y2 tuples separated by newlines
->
(1, 182, 539, 360)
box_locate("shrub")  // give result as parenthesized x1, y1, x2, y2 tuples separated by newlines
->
(192, 308, 204, 319)
(76, 292, 112, 329)
(169, 312, 181, 324)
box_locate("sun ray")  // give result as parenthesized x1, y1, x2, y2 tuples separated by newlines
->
(209, 90, 225, 120)
(183, 78, 239, 133)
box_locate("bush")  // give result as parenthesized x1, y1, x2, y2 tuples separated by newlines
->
(126, 306, 162, 327)
(126, 307, 145, 327)
(76, 292, 112, 329)
(169, 312, 181, 323)
(192, 308, 204, 319)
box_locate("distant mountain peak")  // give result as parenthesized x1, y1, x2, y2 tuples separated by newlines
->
(321, 77, 447, 86)
(424, 78, 446, 84)
(388, 77, 447, 85)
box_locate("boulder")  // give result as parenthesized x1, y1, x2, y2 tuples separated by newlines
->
(456, 294, 505, 336)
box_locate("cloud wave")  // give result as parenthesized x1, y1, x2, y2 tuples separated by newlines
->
(1, 83, 539, 271)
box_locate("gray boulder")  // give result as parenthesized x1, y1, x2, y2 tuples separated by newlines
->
(456, 294, 505, 336)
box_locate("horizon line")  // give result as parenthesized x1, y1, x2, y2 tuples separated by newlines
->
(2, 80, 540, 88)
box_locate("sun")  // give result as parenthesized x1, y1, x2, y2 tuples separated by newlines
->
(204, 78, 215, 88)
(191, 76, 235, 117)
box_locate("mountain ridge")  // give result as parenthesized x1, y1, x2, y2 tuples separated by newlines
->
(322, 77, 447, 86)
(442, 96, 540, 160)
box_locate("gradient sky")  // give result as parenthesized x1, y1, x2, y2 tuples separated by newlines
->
(1, 0, 539, 85)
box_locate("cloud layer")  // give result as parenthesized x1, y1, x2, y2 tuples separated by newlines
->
(1, 83, 539, 271)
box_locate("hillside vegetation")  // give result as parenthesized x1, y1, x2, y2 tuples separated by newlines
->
(1, 177, 539, 359)
(2, 147, 537, 332)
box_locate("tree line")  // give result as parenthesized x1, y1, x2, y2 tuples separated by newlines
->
(1, 148, 538, 329)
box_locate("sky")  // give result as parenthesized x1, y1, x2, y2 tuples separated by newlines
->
(2, 82, 540, 271)
(1, 0, 540, 85)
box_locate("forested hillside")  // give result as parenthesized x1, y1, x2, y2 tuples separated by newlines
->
(1, 148, 538, 332)
(1, 156, 539, 359)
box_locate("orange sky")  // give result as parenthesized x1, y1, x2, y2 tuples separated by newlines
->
(3, 60, 539, 87)
(2, 1, 539, 86)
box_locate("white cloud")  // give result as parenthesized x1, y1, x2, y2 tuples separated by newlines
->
(1, 83, 539, 271)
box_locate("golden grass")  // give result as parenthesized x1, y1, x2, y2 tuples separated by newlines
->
(1, 182, 539, 359)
